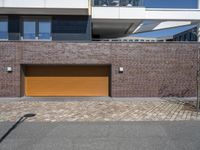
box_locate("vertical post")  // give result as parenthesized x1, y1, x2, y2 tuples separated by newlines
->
(197, 0, 200, 103)
(88, 0, 92, 41)
(197, 0, 200, 42)
(197, 48, 200, 111)
(88, 0, 92, 16)
(197, 24, 200, 42)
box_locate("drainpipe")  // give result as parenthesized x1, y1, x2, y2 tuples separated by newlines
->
(197, 50, 200, 111)
(198, 0, 200, 42)
(197, 0, 200, 111)
(88, 0, 92, 41)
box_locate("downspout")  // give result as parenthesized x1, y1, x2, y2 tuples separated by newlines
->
(198, 0, 200, 42)
(197, 0, 200, 111)
(88, 0, 92, 41)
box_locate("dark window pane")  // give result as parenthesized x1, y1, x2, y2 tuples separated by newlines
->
(184, 34, 187, 41)
(52, 16, 88, 34)
(8, 15, 20, 40)
(0, 18, 8, 39)
(8, 15, 20, 33)
(39, 19, 51, 40)
(23, 20, 36, 39)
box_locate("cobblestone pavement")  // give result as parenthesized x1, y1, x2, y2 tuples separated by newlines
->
(0, 97, 200, 122)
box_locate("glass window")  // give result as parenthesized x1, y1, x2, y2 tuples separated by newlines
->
(39, 19, 51, 40)
(23, 19, 36, 40)
(22, 17, 51, 40)
(189, 33, 192, 41)
(179, 36, 182, 41)
(52, 16, 88, 34)
(0, 17, 8, 40)
(184, 34, 187, 41)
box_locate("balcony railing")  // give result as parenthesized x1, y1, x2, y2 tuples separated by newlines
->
(93, 0, 144, 7)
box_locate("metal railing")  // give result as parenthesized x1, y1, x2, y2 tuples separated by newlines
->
(93, 0, 144, 7)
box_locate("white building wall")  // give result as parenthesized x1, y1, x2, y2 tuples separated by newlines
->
(92, 7, 120, 19)
(92, 7, 200, 21)
(145, 9, 200, 21)
(0, 0, 88, 9)
(93, 7, 200, 21)
(0, 0, 3, 6)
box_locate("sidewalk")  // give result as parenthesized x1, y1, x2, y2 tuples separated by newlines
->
(0, 97, 199, 122)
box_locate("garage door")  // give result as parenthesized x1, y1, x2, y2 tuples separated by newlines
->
(25, 66, 110, 97)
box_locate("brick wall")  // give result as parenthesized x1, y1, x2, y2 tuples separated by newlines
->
(0, 42, 199, 97)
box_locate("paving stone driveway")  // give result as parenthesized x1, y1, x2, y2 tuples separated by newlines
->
(0, 97, 200, 122)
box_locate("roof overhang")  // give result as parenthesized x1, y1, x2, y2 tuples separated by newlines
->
(92, 7, 200, 38)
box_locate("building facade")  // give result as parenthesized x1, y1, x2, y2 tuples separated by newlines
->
(0, 0, 200, 97)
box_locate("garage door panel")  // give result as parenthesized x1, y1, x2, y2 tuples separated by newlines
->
(25, 66, 110, 97)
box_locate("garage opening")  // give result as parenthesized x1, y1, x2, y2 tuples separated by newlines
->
(24, 65, 110, 97)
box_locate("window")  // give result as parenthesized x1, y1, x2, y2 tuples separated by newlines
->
(51, 16, 89, 41)
(183, 34, 187, 41)
(22, 17, 51, 40)
(0, 17, 8, 40)
(52, 16, 88, 34)
(23, 19, 36, 40)
(179, 36, 182, 41)
(189, 33, 192, 41)
(39, 19, 51, 40)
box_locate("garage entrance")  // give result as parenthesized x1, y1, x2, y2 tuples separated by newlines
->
(24, 65, 110, 97)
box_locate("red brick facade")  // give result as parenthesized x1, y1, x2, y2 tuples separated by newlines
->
(0, 42, 199, 97)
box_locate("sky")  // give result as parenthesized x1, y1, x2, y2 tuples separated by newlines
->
(144, 0, 197, 8)
(133, 0, 198, 37)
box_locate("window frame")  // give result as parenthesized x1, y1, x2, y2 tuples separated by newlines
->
(38, 18, 52, 40)
(21, 16, 52, 41)
(0, 16, 8, 41)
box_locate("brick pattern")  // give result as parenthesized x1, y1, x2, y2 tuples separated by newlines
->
(111, 43, 199, 97)
(0, 97, 199, 122)
(0, 42, 199, 97)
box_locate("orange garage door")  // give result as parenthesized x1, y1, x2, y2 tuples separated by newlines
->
(25, 66, 110, 97)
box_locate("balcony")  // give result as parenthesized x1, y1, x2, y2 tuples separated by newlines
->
(93, 0, 144, 7)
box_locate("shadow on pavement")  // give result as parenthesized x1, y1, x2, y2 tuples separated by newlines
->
(0, 113, 36, 143)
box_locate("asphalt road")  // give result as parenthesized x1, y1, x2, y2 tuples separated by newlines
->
(0, 121, 200, 150)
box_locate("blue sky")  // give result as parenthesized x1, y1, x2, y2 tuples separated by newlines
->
(133, 0, 197, 37)
(145, 0, 197, 8)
